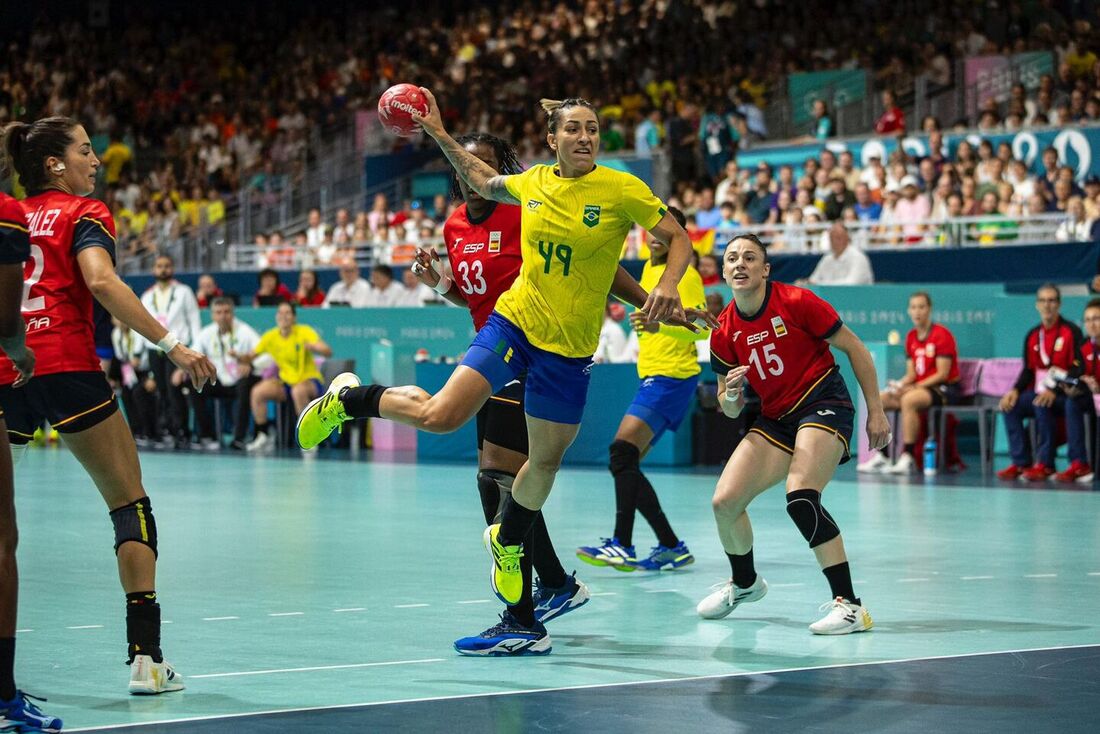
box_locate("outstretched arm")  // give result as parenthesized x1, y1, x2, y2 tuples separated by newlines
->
(413, 88, 519, 205)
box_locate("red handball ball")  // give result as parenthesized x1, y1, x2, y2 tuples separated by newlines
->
(378, 84, 429, 137)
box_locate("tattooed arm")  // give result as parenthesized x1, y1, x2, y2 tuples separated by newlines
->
(413, 88, 520, 205)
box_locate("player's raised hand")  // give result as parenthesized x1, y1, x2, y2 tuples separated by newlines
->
(413, 88, 446, 139)
(412, 247, 441, 287)
(641, 282, 684, 327)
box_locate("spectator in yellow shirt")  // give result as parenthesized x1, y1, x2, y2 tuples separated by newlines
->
(100, 131, 133, 186)
(242, 301, 332, 452)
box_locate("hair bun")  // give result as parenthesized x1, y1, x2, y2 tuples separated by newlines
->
(540, 98, 563, 115)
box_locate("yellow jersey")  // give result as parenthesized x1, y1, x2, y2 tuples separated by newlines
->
(498, 164, 667, 357)
(636, 261, 707, 379)
(255, 324, 324, 385)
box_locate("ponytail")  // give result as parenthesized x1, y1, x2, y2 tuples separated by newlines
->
(541, 97, 597, 133)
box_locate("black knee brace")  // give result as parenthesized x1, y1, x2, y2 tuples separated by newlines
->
(476, 470, 515, 525)
(110, 497, 159, 559)
(609, 439, 641, 476)
(785, 489, 840, 548)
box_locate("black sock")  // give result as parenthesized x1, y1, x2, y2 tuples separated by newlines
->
(903, 443, 916, 459)
(498, 494, 539, 548)
(529, 512, 567, 589)
(340, 384, 387, 419)
(822, 562, 859, 605)
(126, 591, 163, 663)
(727, 548, 757, 589)
(255, 421, 269, 435)
(0, 637, 14, 701)
(507, 537, 536, 627)
(612, 469, 640, 548)
(635, 474, 679, 548)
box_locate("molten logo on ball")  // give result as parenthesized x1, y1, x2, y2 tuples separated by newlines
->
(378, 84, 429, 138)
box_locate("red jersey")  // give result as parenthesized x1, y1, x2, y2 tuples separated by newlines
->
(1013, 317, 1084, 393)
(0, 191, 116, 385)
(906, 323, 960, 384)
(710, 281, 843, 419)
(1081, 339, 1100, 382)
(442, 202, 522, 330)
(0, 193, 29, 266)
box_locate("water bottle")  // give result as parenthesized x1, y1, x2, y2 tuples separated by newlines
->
(923, 438, 938, 476)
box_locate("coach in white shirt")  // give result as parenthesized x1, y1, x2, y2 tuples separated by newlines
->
(191, 297, 263, 450)
(139, 255, 203, 445)
(323, 261, 372, 307)
(806, 222, 875, 285)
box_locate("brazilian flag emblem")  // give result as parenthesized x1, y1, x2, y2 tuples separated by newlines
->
(582, 204, 601, 228)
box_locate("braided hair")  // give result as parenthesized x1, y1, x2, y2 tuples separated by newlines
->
(449, 132, 524, 201)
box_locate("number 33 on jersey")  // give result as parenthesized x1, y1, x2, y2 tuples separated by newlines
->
(710, 282, 844, 420)
(442, 202, 523, 331)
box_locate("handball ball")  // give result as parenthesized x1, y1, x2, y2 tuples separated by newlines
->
(378, 84, 429, 137)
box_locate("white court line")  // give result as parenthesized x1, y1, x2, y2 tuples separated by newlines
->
(333, 608, 366, 613)
(66, 625, 104, 630)
(16, 629, 32, 633)
(1089, 572, 1100, 576)
(589, 592, 617, 597)
(190, 657, 445, 680)
(202, 616, 240, 621)
(64, 642, 1100, 733)
(961, 575, 995, 580)
(394, 603, 429, 608)
(269, 612, 305, 617)
(898, 578, 930, 583)
(644, 589, 680, 594)
(1024, 574, 1057, 578)
(457, 599, 491, 605)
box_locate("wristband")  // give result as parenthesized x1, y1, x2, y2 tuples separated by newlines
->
(433, 275, 453, 295)
(157, 332, 181, 353)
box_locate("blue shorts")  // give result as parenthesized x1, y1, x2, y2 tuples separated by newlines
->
(626, 374, 699, 444)
(284, 378, 324, 401)
(461, 312, 593, 425)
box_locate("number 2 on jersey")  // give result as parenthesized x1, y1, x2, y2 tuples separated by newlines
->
(748, 343, 784, 381)
(21, 244, 45, 313)
(457, 260, 487, 295)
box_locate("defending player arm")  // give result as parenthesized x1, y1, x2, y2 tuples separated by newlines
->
(609, 265, 648, 309)
(0, 208, 30, 362)
(434, 132, 520, 205)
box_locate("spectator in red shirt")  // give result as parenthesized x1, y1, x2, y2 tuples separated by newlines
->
(698, 254, 721, 286)
(253, 268, 295, 307)
(857, 292, 960, 475)
(195, 273, 223, 308)
(874, 90, 906, 135)
(295, 269, 326, 307)
(997, 284, 1089, 482)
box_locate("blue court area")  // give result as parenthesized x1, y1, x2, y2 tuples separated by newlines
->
(10, 447, 1099, 732)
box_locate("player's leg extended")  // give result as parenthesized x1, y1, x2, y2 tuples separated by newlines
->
(0, 425, 18, 698)
(697, 433, 788, 619)
(786, 426, 872, 634)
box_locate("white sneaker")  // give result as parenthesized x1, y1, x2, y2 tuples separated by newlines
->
(809, 597, 873, 635)
(696, 575, 768, 619)
(200, 439, 221, 452)
(1076, 470, 1096, 484)
(246, 432, 272, 453)
(129, 655, 185, 695)
(884, 452, 917, 475)
(856, 453, 891, 473)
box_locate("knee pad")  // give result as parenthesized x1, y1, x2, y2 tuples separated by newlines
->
(609, 440, 641, 476)
(785, 489, 840, 548)
(477, 470, 515, 525)
(9, 442, 27, 467)
(110, 497, 158, 559)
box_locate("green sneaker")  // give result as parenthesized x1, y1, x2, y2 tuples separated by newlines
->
(296, 372, 361, 450)
(484, 523, 524, 605)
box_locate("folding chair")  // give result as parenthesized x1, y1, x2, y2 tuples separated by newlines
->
(927, 358, 1005, 477)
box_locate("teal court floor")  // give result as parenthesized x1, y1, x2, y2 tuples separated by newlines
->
(9, 447, 1100, 732)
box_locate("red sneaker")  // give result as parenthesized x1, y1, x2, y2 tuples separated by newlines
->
(1054, 460, 1094, 483)
(1021, 463, 1056, 482)
(996, 464, 1026, 480)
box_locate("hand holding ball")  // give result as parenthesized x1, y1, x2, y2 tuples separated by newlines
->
(378, 84, 431, 137)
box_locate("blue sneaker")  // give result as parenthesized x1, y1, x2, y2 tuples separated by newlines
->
(575, 538, 635, 571)
(625, 541, 695, 571)
(0, 691, 62, 733)
(454, 611, 552, 656)
(533, 572, 591, 623)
